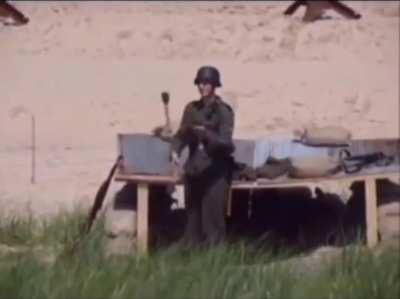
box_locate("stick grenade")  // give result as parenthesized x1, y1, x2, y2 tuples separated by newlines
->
(161, 91, 171, 133)
(31, 114, 36, 184)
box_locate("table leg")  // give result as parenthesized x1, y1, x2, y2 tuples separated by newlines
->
(365, 178, 378, 248)
(226, 188, 232, 217)
(137, 183, 149, 254)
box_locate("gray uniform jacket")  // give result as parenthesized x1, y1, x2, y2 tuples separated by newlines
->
(171, 96, 235, 178)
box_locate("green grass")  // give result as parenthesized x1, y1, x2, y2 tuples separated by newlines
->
(0, 213, 399, 299)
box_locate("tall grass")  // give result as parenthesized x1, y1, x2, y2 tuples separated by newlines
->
(0, 213, 398, 299)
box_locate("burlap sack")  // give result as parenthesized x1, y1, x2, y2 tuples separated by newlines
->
(296, 126, 352, 146)
(288, 156, 342, 178)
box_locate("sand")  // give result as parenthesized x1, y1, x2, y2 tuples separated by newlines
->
(0, 1, 398, 219)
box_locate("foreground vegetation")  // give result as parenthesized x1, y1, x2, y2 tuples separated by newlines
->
(0, 213, 398, 299)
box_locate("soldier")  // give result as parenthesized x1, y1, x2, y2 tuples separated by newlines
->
(171, 65, 235, 247)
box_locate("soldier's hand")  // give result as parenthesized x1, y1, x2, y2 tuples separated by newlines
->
(170, 151, 180, 165)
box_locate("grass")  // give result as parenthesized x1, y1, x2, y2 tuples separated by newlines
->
(0, 213, 399, 299)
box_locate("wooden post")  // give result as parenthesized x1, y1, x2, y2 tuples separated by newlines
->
(226, 188, 232, 217)
(365, 178, 378, 248)
(137, 183, 149, 254)
(31, 114, 36, 184)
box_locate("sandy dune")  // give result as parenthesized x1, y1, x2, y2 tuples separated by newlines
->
(0, 1, 398, 218)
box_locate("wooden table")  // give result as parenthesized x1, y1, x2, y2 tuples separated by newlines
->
(115, 170, 400, 254)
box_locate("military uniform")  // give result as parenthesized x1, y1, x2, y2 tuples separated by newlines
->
(171, 95, 235, 246)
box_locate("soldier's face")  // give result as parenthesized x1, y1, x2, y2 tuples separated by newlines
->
(197, 82, 215, 98)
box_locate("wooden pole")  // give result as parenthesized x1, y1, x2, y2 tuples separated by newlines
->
(31, 114, 35, 184)
(365, 178, 378, 247)
(137, 183, 149, 254)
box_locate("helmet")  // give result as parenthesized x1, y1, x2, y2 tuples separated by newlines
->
(194, 65, 222, 87)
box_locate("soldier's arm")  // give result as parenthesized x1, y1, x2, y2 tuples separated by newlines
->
(203, 104, 235, 154)
(171, 103, 192, 155)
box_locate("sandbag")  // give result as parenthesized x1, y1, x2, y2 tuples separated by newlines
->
(296, 126, 352, 146)
(288, 156, 342, 178)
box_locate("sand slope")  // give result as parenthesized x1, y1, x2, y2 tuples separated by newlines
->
(0, 1, 398, 218)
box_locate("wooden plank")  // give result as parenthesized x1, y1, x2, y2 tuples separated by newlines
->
(365, 178, 379, 248)
(115, 169, 399, 189)
(115, 172, 180, 185)
(232, 172, 400, 190)
(137, 183, 149, 254)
